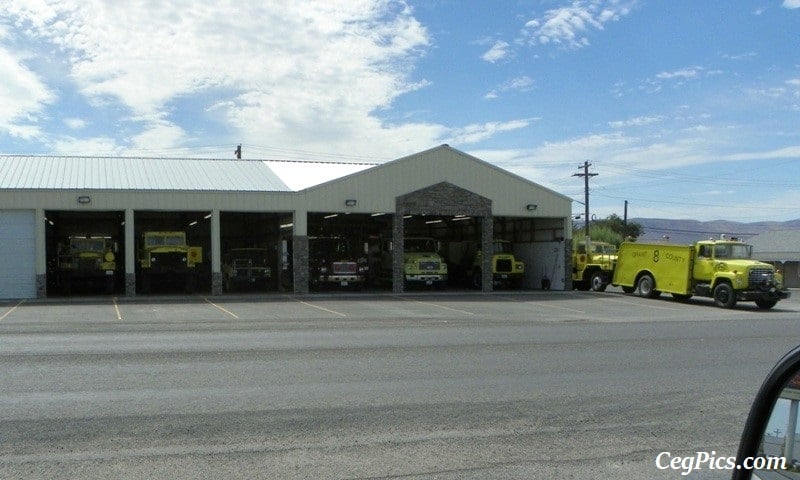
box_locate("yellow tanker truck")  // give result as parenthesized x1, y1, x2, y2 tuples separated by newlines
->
(611, 238, 789, 309)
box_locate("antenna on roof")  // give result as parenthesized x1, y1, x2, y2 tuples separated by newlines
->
(234, 145, 242, 159)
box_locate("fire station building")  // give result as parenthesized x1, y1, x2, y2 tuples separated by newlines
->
(0, 145, 573, 299)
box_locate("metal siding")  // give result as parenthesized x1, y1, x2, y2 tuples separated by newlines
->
(0, 210, 36, 299)
(300, 146, 571, 218)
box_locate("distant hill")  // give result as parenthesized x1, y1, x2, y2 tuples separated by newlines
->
(631, 218, 800, 245)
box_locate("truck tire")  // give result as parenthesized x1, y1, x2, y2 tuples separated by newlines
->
(637, 274, 659, 298)
(755, 299, 777, 310)
(713, 282, 737, 308)
(589, 271, 607, 292)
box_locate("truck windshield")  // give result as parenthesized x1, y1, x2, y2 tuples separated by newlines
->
(715, 244, 752, 259)
(405, 238, 436, 253)
(592, 244, 616, 254)
(146, 235, 185, 247)
(492, 242, 513, 254)
(70, 238, 105, 252)
(310, 239, 350, 257)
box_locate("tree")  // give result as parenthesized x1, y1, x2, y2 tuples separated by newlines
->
(574, 214, 642, 245)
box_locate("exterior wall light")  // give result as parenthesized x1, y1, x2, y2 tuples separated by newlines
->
(526, 204, 538, 211)
(77, 195, 91, 204)
(345, 199, 357, 207)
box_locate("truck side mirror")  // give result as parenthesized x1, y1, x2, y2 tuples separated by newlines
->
(733, 344, 800, 478)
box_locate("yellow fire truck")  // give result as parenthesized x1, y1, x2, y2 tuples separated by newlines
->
(611, 238, 789, 309)
(138, 231, 203, 293)
(572, 238, 617, 292)
(470, 239, 524, 289)
(57, 235, 117, 293)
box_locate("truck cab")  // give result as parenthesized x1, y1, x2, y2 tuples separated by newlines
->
(691, 239, 787, 308)
(138, 231, 202, 293)
(308, 236, 367, 289)
(470, 239, 524, 289)
(572, 239, 617, 291)
(398, 237, 448, 289)
(57, 235, 117, 293)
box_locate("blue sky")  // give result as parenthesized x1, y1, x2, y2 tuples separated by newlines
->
(1, 1, 799, 222)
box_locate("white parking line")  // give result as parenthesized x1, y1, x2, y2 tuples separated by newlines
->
(295, 299, 347, 317)
(112, 297, 122, 320)
(0, 300, 24, 321)
(393, 296, 474, 316)
(202, 297, 240, 319)
(526, 302, 585, 314)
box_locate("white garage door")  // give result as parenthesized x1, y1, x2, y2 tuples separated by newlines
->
(0, 210, 36, 299)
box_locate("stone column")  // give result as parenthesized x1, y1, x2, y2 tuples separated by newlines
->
(35, 209, 47, 298)
(210, 209, 222, 296)
(125, 209, 136, 296)
(392, 212, 404, 293)
(481, 216, 493, 293)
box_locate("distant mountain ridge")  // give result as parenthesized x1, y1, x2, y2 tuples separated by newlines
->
(632, 218, 800, 245)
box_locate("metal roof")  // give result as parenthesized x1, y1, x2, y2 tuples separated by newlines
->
(750, 229, 800, 261)
(0, 156, 290, 191)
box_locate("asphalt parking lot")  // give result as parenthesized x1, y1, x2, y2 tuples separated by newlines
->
(1, 286, 797, 327)
(2, 287, 799, 480)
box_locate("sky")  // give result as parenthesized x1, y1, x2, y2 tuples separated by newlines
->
(1, 0, 799, 223)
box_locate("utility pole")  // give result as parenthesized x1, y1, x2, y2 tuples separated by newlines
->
(624, 200, 628, 226)
(572, 161, 597, 234)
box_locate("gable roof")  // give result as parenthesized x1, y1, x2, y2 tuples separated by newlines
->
(297, 145, 572, 218)
(0, 155, 290, 192)
(302, 144, 571, 201)
(750, 230, 800, 261)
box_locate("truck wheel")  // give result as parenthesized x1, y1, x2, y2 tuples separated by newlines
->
(637, 274, 659, 298)
(589, 271, 607, 292)
(755, 299, 777, 310)
(713, 283, 737, 308)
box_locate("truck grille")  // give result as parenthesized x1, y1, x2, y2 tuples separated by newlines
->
(496, 259, 512, 273)
(332, 262, 357, 274)
(152, 252, 186, 268)
(78, 257, 98, 271)
(749, 268, 774, 287)
(419, 260, 440, 271)
(233, 259, 253, 268)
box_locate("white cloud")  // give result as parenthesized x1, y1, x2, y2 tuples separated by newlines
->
(484, 76, 534, 100)
(64, 118, 86, 130)
(2, 0, 451, 157)
(521, 0, 637, 49)
(608, 115, 664, 128)
(655, 68, 702, 80)
(0, 44, 55, 139)
(783, 0, 800, 9)
(445, 119, 534, 145)
(482, 40, 510, 63)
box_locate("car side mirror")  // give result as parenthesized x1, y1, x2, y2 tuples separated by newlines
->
(733, 344, 800, 479)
